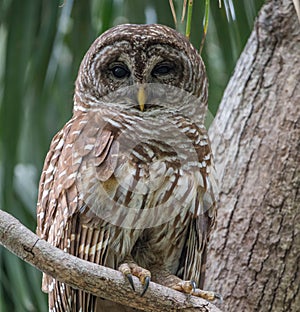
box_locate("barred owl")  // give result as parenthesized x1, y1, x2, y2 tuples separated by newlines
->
(37, 24, 219, 311)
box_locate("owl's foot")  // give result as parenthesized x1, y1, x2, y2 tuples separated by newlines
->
(172, 280, 222, 302)
(151, 270, 222, 302)
(118, 262, 151, 296)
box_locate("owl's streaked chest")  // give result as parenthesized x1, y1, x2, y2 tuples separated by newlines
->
(77, 111, 207, 227)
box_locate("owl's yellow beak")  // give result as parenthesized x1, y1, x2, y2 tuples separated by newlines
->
(137, 86, 146, 112)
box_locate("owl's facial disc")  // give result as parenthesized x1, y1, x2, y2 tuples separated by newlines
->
(74, 24, 208, 111)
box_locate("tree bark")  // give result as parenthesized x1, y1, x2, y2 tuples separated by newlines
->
(206, 0, 300, 311)
(0, 209, 222, 312)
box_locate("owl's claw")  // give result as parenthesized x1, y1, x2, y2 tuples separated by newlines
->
(119, 262, 151, 296)
(191, 280, 197, 293)
(214, 292, 223, 303)
(141, 276, 150, 297)
(126, 273, 135, 291)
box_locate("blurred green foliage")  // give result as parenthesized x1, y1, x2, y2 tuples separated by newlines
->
(0, 0, 263, 310)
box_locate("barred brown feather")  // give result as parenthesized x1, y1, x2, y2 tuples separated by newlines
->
(37, 24, 218, 312)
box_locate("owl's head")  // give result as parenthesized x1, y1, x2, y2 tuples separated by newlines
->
(74, 24, 207, 112)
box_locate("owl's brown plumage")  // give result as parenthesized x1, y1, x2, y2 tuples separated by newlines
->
(37, 24, 218, 311)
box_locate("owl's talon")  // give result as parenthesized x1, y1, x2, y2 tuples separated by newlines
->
(119, 261, 151, 295)
(141, 276, 150, 297)
(126, 274, 135, 291)
(119, 263, 135, 291)
(191, 280, 197, 293)
(214, 292, 223, 303)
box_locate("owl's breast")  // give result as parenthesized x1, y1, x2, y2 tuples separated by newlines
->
(76, 112, 213, 230)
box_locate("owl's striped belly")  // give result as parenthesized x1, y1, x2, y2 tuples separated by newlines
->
(94, 163, 203, 270)
(94, 199, 192, 273)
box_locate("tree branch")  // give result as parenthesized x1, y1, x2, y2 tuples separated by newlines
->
(0, 209, 221, 312)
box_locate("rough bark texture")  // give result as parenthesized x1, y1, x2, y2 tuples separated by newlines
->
(206, 0, 300, 311)
(0, 210, 222, 312)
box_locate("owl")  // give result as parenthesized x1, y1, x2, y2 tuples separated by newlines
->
(37, 24, 219, 311)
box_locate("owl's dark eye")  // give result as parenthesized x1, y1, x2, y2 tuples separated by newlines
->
(152, 62, 174, 76)
(110, 64, 130, 79)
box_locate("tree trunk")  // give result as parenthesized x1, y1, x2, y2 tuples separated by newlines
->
(205, 0, 300, 311)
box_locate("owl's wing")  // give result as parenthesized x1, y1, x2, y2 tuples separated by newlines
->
(36, 112, 120, 310)
(37, 112, 117, 245)
(177, 124, 218, 289)
(37, 113, 87, 246)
